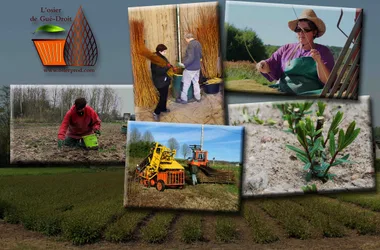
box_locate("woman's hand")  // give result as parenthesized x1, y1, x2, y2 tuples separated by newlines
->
(310, 49, 322, 63)
(256, 60, 270, 73)
(311, 49, 331, 84)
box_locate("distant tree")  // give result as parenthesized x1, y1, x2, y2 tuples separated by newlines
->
(129, 127, 141, 143)
(225, 23, 268, 62)
(128, 141, 153, 158)
(142, 130, 155, 142)
(264, 45, 280, 58)
(0, 86, 10, 166)
(167, 137, 179, 151)
(181, 143, 191, 159)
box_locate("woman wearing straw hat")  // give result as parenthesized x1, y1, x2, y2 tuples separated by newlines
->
(256, 9, 335, 95)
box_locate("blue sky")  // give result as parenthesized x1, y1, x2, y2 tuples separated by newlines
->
(225, 1, 357, 47)
(127, 121, 244, 162)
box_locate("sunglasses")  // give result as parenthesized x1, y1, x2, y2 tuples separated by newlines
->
(295, 27, 313, 33)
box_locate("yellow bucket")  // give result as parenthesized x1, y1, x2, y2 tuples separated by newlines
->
(82, 134, 98, 149)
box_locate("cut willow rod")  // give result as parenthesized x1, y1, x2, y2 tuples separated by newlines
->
(243, 38, 276, 80)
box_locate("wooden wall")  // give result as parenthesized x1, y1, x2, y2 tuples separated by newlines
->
(179, 2, 218, 61)
(128, 5, 178, 65)
(128, 2, 219, 68)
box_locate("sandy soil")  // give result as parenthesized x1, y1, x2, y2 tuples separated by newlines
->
(10, 123, 127, 165)
(4, 220, 380, 250)
(135, 90, 225, 125)
(225, 79, 285, 95)
(228, 96, 375, 197)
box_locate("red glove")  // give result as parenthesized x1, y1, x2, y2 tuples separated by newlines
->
(167, 63, 173, 68)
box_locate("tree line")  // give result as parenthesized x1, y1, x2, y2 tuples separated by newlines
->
(0, 86, 10, 166)
(128, 127, 192, 159)
(225, 23, 343, 62)
(11, 86, 122, 123)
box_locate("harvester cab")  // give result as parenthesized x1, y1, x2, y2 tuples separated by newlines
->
(187, 144, 235, 185)
(188, 144, 209, 167)
(136, 142, 185, 192)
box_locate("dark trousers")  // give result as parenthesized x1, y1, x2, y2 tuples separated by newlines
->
(154, 84, 169, 115)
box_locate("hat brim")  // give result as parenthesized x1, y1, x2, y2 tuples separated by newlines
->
(288, 17, 326, 37)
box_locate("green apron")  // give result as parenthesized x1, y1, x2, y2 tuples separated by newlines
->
(270, 57, 324, 95)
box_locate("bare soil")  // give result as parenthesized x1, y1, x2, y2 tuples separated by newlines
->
(10, 123, 127, 165)
(228, 96, 375, 197)
(135, 90, 225, 125)
(4, 220, 380, 250)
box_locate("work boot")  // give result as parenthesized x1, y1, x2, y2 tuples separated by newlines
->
(176, 98, 187, 104)
(153, 112, 160, 121)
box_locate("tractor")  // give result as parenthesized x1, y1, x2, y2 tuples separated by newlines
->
(135, 142, 185, 191)
(187, 144, 235, 185)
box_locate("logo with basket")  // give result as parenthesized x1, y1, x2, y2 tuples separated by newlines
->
(32, 6, 98, 67)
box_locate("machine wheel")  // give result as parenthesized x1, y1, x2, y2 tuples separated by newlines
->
(150, 179, 156, 187)
(156, 180, 165, 192)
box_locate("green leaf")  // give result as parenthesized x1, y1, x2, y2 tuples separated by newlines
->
(296, 153, 309, 164)
(337, 129, 345, 151)
(317, 171, 325, 177)
(313, 165, 324, 171)
(309, 139, 322, 156)
(345, 121, 356, 137)
(303, 163, 311, 171)
(286, 145, 308, 157)
(329, 131, 336, 156)
(297, 135, 307, 148)
(253, 116, 264, 125)
(341, 128, 361, 150)
(313, 128, 323, 137)
(266, 119, 277, 126)
(321, 162, 330, 171)
(306, 172, 312, 181)
(331, 154, 356, 166)
(34, 24, 65, 33)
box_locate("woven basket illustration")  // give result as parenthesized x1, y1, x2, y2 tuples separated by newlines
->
(64, 6, 98, 66)
(32, 39, 67, 66)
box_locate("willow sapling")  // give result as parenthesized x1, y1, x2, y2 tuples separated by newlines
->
(241, 107, 276, 126)
(286, 110, 360, 183)
(274, 102, 314, 134)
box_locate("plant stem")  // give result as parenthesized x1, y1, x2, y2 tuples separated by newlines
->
(323, 150, 339, 178)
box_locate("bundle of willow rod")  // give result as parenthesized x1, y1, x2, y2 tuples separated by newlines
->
(183, 5, 220, 79)
(130, 19, 159, 108)
(137, 45, 174, 77)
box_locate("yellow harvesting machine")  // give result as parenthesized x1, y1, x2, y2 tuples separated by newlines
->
(135, 142, 185, 191)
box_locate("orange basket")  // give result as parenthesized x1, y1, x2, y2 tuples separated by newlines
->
(32, 39, 67, 66)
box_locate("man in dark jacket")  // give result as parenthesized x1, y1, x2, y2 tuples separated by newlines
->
(176, 33, 203, 104)
(151, 44, 173, 121)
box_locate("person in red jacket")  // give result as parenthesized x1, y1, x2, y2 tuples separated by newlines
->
(57, 97, 101, 148)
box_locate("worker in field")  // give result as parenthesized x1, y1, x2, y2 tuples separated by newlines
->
(176, 33, 203, 104)
(151, 44, 174, 122)
(57, 97, 101, 148)
(256, 9, 335, 95)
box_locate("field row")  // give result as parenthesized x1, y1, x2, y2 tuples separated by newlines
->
(1, 170, 380, 245)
